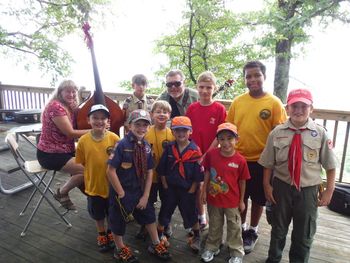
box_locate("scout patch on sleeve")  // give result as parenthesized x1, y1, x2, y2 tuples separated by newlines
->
(327, 139, 333, 149)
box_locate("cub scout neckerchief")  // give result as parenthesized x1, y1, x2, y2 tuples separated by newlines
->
(171, 144, 202, 178)
(133, 137, 147, 190)
(288, 128, 306, 191)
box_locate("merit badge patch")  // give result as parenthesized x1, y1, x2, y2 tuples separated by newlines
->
(145, 145, 152, 154)
(307, 149, 317, 162)
(259, 109, 271, 120)
(311, 130, 318, 137)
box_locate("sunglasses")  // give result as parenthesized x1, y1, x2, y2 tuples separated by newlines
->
(166, 81, 182, 88)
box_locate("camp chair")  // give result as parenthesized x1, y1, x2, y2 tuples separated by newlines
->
(5, 133, 72, 237)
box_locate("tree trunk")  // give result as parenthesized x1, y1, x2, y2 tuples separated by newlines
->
(274, 38, 292, 103)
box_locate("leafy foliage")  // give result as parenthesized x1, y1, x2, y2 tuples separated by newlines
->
(243, 0, 350, 102)
(0, 0, 109, 83)
(154, 0, 266, 99)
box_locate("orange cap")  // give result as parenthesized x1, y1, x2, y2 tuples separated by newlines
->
(216, 122, 238, 137)
(171, 116, 192, 130)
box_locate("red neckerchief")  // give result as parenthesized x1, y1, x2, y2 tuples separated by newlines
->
(171, 144, 201, 178)
(131, 134, 147, 190)
(288, 128, 306, 191)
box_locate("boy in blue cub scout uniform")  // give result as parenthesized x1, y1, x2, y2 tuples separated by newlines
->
(258, 89, 337, 263)
(157, 116, 204, 253)
(107, 109, 171, 263)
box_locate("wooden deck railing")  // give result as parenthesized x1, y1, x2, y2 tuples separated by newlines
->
(1, 83, 349, 183)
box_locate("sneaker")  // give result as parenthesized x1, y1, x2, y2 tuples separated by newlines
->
(159, 232, 170, 248)
(164, 225, 173, 238)
(114, 246, 138, 263)
(135, 225, 148, 241)
(97, 235, 110, 253)
(201, 249, 220, 262)
(243, 229, 258, 254)
(148, 242, 171, 261)
(228, 256, 243, 263)
(53, 188, 76, 210)
(187, 235, 200, 253)
(107, 232, 115, 249)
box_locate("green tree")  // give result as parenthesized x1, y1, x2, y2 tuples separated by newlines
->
(154, 0, 264, 99)
(0, 0, 109, 82)
(247, 0, 350, 102)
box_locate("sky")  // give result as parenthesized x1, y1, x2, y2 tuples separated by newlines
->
(0, 0, 349, 111)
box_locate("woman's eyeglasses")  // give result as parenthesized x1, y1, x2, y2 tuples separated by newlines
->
(166, 81, 182, 88)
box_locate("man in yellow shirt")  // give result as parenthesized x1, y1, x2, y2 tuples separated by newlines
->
(226, 61, 287, 254)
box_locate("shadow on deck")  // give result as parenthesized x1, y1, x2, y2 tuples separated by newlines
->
(0, 123, 349, 263)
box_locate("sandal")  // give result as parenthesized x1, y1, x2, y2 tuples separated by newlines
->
(53, 188, 76, 210)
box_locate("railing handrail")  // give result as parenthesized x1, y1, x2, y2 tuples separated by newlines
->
(1, 83, 349, 183)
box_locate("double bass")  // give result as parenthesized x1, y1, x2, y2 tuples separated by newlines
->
(76, 22, 124, 135)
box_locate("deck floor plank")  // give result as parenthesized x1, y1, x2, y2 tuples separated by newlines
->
(1, 124, 349, 263)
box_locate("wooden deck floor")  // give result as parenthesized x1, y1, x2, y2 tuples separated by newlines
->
(0, 122, 349, 263)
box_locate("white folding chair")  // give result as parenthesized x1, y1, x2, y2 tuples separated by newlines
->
(5, 133, 72, 237)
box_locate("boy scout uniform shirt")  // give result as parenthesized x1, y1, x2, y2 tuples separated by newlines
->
(258, 118, 337, 187)
(108, 132, 154, 191)
(122, 93, 154, 126)
(157, 140, 204, 190)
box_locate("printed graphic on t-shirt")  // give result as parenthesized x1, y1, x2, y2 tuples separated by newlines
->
(259, 109, 271, 120)
(209, 167, 229, 196)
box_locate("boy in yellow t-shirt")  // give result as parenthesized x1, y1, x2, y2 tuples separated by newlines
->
(226, 61, 287, 254)
(75, 104, 120, 252)
(135, 100, 175, 240)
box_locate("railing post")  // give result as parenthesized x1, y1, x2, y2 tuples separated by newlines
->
(339, 122, 350, 182)
(0, 82, 3, 109)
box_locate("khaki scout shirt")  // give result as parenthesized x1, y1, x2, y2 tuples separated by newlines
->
(122, 93, 154, 126)
(258, 118, 337, 187)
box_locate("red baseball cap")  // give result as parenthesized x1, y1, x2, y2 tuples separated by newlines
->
(287, 89, 313, 105)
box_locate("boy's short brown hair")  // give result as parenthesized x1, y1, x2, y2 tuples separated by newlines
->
(151, 100, 172, 113)
(197, 71, 217, 87)
(132, 74, 148, 86)
(243, 61, 266, 78)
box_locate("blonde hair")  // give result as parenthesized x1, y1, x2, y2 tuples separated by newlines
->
(197, 71, 217, 89)
(48, 80, 79, 108)
(151, 100, 172, 113)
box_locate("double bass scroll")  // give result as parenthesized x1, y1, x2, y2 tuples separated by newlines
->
(76, 22, 124, 135)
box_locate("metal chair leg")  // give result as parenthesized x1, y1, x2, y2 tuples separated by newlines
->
(20, 171, 54, 216)
(20, 171, 72, 237)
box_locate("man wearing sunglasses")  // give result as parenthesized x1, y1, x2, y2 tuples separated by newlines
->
(157, 69, 198, 118)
